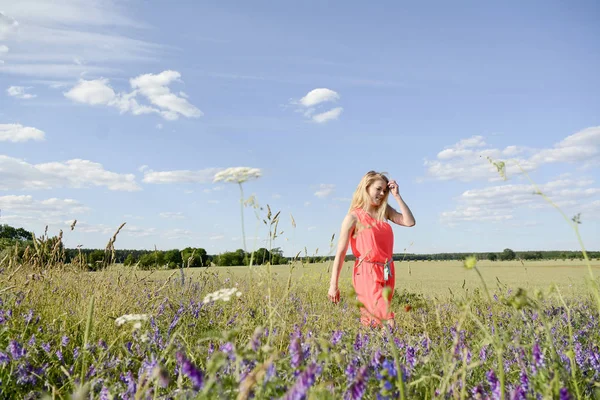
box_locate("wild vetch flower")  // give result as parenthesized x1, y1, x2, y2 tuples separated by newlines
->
(331, 330, 343, 345)
(248, 326, 263, 352)
(99, 386, 110, 400)
(120, 371, 136, 397)
(61, 335, 69, 347)
(115, 314, 149, 327)
(289, 335, 303, 370)
(42, 342, 51, 353)
(376, 359, 398, 400)
(8, 340, 25, 360)
(28, 334, 35, 347)
(559, 387, 572, 400)
(406, 346, 416, 368)
(282, 362, 320, 400)
(471, 384, 485, 399)
(532, 342, 544, 372)
(176, 352, 204, 390)
(486, 370, 500, 400)
(23, 309, 33, 324)
(346, 357, 359, 382)
(0, 352, 8, 365)
(344, 365, 368, 400)
(203, 288, 242, 303)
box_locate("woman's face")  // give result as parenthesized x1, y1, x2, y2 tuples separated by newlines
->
(367, 178, 388, 207)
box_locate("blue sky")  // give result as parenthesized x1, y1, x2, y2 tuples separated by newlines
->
(1, 0, 599, 256)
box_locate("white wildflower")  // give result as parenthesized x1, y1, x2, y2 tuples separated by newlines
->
(213, 167, 262, 184)
(133, 322, 142, 330)
(115, 314, 149, 327)
(203, 288, 242, 304)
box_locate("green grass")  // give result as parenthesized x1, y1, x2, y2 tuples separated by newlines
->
(112, 259, 600, 299)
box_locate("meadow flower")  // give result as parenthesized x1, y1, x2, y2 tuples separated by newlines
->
(8, 340, 25, 360)
(331, 330, 343, 345)
(282, 362, 320, 400)
(115, 314, 149, 327)
(202, 288, 242, 303)
(176, 352, 204, 390)
(344, 365, 368, 400)
(486, 370, 500, 400)
(0, 352, 8, 365)
(559, 387, 572, 400)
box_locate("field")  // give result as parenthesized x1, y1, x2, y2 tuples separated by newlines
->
(1, 258, 600, 399)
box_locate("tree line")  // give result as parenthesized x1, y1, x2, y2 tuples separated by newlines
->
(1, 224, 598, 270)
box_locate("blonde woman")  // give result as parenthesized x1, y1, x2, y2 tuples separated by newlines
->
(328, 171, 415, 328)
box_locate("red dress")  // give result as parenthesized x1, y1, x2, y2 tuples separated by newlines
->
(350, 207, 395, 327)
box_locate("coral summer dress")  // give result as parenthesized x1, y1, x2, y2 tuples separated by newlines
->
(350, 207, 395, 327)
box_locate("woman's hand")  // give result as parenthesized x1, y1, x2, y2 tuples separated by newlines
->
(388, 179, 399, 197)
(328, 284, 340, 304)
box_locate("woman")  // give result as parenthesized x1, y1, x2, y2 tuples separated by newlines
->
(327, 170, 416, 328)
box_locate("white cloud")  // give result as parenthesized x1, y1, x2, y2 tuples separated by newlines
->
(0, 44, 8, 62)
(7, 85, 36, 99)
(441, 178, 600, 225)
(0, 4, 160, 79)
(0, 12, 18, 40)
(64, 71, 202, 120)
(423, 127, 600, 182)
(293, 87, 343, 124)
(64, 220, 113, 235)
(299, 88, 340, 107)
(159, 212, 184, 219)
(0, 123, 45, 142)
(163, 228, 193, 240)
(210, 235, 225, 240)
(142, 167, 223, 184)
(314, 184, 335, 198)
(312, 107, 343, 124)
(272, 193, 282, 199)
(0, 195, 89, 215)
(123, 225, 157, 238)
(0, 155, 140, 191)
(130, 70, 203, 119)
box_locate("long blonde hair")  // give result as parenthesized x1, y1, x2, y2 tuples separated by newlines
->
(348, 170, 390, 221)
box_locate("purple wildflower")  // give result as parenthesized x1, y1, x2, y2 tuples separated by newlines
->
(346, 357, 359, 382)
(176, 352, 204, 390)
(282, 362, 320, 400)
(532, 343, 544, 373)
(406, 346, 416, 368)
(56, 350, 63, 362)
(8, 340, 25, 360)
(28, 334, 36, 347)
(471, 384, 485, 399)
(99, 386, 110, 400)
(23, 309, 33, 324)
(0, 352, 8, 365)
(331, 330, 343, 346)
(120, 371, 136, 398)
(559, 387, 572, 400)
(486, 370, 501, 400)
(61, 335, 69, 347)
(42, 342, 51, 353)
(289, 329, 303, 370)
(343, 365, 368, 400)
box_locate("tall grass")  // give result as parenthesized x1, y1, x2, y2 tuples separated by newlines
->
(0, 161, 599, 399)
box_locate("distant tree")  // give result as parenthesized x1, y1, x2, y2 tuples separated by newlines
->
(124, 253, 136, 266)
(164, 249, 183, 269)
(500, 248, 516, 261)
(487, 253, 498, 262)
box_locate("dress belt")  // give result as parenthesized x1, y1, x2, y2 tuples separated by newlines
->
(356, 257, 393, 280)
